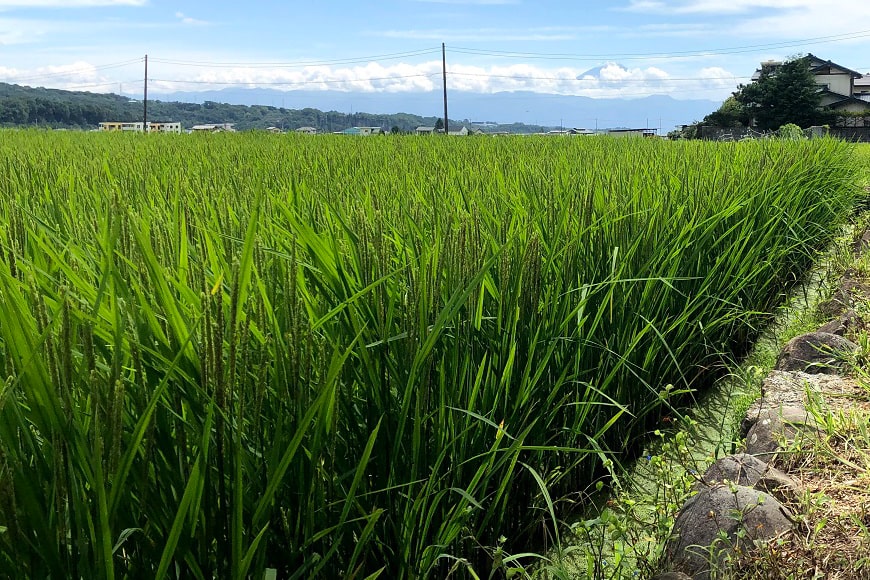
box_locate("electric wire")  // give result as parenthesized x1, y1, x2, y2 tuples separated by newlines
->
(5, 28, 870, 101)
(148, 73, 441, 87)
(4, 58, 144, 84)
(448, 71, 750, 83)
(149, 48, 442, 69)
(450, 29, 870, 61)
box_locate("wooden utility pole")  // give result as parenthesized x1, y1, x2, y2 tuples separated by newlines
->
(143, 54, 148, 132)
(442, 43, 449, 134)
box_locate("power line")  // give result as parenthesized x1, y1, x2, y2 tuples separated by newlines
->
(464, 86, 740, 99)
(448, 71, 750, 83)
(9, 34, 867, 107)
(148, 73, 440, 88)
(149, 48, 442, 69)
(4, 58, 143, 84)
(450, 29, 870, 61)
(60, 80, 140, 91)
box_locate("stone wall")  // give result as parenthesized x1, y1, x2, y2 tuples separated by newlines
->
(656, 231, 870, 579)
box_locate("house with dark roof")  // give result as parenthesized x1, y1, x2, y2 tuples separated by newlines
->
(807, 54, 870, 113)
(190, 123, 235, 133)
(752, 54, 870, 114)
(854, 75, 870, 103)
(338, 126, 384, 136)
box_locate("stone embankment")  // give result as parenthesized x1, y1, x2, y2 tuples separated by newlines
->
(656, 246, 870, 579)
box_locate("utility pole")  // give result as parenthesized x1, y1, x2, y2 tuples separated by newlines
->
(442, 43, 449, 134)
(143, 54, 148, 132)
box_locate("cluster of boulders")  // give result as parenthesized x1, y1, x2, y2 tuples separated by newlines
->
(655, 261, 869, 579)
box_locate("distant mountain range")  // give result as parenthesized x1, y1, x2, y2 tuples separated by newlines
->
(150, 87, 721, 130)
(0, 80, 720, 132)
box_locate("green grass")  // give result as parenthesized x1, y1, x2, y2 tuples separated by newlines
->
(0, 131, 862, 578)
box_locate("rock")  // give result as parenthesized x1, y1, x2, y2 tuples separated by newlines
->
(817, 297, 844, 318)
(740, 371, 836, 435)
(666, 484, 793, 579)
(743, 406, 816, 462)
(701, 453, 798, 492)
(852, 228, 870, 255)
(817, 271, 870, 318)
(774, 332, 858, 374)
(817, 309, 859, 337)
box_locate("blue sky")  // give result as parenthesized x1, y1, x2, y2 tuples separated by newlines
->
(1, 0, 869, 106)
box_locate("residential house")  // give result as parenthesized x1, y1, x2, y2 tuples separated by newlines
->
(752, 54, 870, 114)
(190, 123, 236, 132)
(99, 121, 144, 132)
(147, 122, 182, 134)
(545, 128, 595, 136)
(99, 121, 181, 133)
(854, 76, 870, 102)
(606, 128, 657, 138)
(416, 125, 472, 136)
(296, 126, 317, 135)
(807, 54, 870, 113)
(339, 126, 383, 136)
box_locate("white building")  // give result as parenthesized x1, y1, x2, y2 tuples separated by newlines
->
(606, 128, 657, 138)
(99, 122, 144, 132)
(148, 122, 182, 134)
(190, 123, 236, 133)
(99, 121, 182, 133)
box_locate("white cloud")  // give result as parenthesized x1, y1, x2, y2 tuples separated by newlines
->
(619, 0, 870, 53)
(0, 61, 110, 89)
(630, 22, 714, 37)
(175, 12, 207, 26)
(0, 17, 64, 45)
(0, 55, 742, 101)
(736, 4, 870, 39)
(623, 0, 805, 13)
(143, 60, 740, 100)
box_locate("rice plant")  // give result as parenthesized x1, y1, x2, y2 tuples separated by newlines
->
(0, 130, 860, 578)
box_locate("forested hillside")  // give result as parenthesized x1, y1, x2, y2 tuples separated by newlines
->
(0, 82, 547, 133)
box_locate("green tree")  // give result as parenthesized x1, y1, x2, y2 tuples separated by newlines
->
(733, 56, 830, 130)
(702, 95, 749, 128)
(434, 117, 444, 132)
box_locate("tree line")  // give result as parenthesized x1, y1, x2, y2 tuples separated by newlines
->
(0, 82, 551, 133)
(0, 82, 440, 131)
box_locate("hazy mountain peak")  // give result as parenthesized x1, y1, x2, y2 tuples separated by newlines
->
(577, 63, 628, 80)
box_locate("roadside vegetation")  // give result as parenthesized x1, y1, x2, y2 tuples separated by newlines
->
(0, 131, 861, 578)
(555, 145, 870, 579)
(552, 222, 860, 579)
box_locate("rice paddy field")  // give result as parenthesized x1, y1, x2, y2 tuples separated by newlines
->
(0, 131, 862, 578)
